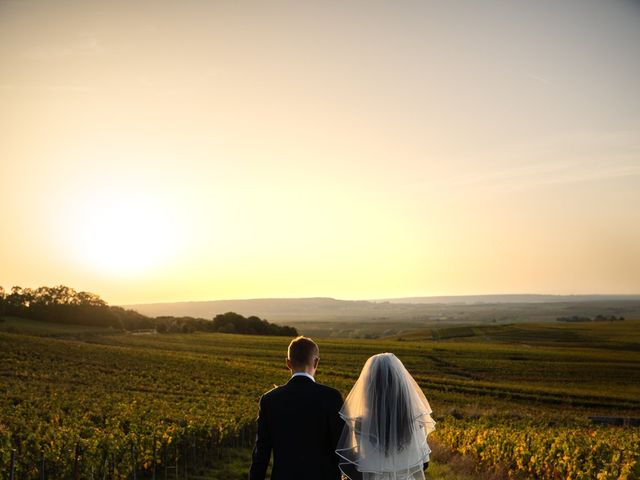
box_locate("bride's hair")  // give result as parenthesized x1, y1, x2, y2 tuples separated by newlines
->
(368, 354, 414, 455)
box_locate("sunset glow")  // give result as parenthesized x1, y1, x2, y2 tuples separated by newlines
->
(1, 0, 639, 304)
(73, 191, 177, 275)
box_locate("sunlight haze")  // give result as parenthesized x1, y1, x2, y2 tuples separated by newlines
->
(1, 0, 639, 304)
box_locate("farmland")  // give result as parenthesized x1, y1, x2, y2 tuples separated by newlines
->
(1, 317, 639, 478)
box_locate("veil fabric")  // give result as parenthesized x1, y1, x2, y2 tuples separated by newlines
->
(336, 353, 435, 480)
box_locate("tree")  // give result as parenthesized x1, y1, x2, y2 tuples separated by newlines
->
(211, 311, 298, 336)
(6, 286, 28, 316)
(77, 291, 107, 307)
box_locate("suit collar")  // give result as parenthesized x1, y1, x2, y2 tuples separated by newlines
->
(287, 374, 315, 385)
(291, 372, 315, 382)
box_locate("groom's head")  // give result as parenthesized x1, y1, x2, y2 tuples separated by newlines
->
(286, 336, 319, 375)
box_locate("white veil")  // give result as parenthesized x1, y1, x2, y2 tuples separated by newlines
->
(336, 353, 435, 480)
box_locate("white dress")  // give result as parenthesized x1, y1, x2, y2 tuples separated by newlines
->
(347, 422, 431, 480)
(336, 353, 435, 480)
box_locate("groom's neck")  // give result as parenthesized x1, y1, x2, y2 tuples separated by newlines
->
(290, 367, 315, 377)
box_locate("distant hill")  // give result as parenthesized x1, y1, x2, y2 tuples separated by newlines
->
(377, 294, 640, 304)
(123, 297, 370, 321)
(122, 295, 640, 324)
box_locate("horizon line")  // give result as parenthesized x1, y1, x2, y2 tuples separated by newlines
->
(118, 292, 640, 307)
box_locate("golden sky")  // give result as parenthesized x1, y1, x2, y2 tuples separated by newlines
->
(1, 0, 639, 304)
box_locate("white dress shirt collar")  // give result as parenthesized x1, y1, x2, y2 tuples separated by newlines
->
(291, 372, 315, 382)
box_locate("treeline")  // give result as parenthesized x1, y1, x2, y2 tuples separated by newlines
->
(154, 312, 297, 336)
(0, 285, 297, 336)
(0, 285, 123, 327)
(556, 314, 625, 323)
(210, 311, 298, 336)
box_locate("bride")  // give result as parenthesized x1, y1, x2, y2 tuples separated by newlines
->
(336, 353, 435, 480)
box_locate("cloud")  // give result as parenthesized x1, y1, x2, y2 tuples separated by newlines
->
(22, 34, 104, 60)
(526, 73, 551, 85)
(451, 130, 640, 192)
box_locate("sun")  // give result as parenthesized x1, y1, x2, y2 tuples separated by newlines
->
(74, 191, 178, 275)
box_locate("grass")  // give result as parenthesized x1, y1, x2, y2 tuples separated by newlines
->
(188, 447, 260, 480)
(397, 319, 640, 351)
(189, 445, 482, 480)
(0, 316, 118, 337)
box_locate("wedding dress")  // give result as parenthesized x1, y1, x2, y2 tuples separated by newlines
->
(336, 353, 435, 480)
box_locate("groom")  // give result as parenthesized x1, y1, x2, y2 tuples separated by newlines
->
(249, 336, 344, 480)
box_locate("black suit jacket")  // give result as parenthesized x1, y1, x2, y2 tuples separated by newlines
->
(249, 375, 344, 480)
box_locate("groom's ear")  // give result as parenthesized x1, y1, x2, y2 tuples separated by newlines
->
(313, 356, 319, 369)
(286, 358, 293, 370)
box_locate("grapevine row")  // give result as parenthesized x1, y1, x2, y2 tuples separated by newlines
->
(434, 417, 640, 480)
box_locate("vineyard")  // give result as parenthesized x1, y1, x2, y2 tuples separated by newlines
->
(1, 317, 639, 479)
(437, 418, 640, 479)
(0, 330, 261, 478)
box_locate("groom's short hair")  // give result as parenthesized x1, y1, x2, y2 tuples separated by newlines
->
(287, 336, 319, 369)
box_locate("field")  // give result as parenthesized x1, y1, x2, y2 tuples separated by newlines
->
(1, 316, 639, 479)
(125, 297, 640, 339)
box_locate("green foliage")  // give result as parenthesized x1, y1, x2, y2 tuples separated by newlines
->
(2, 285, 120, 328)
(435, 417, 640, 479)
(211, 312, 298, 336)
(557, 315, 625, 322)
(1, 285, 297, 336)
(0, 332, 264, 478)
(1, 316, 639, 479)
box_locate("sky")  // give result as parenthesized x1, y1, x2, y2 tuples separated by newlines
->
(1, 0, 639, 305)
